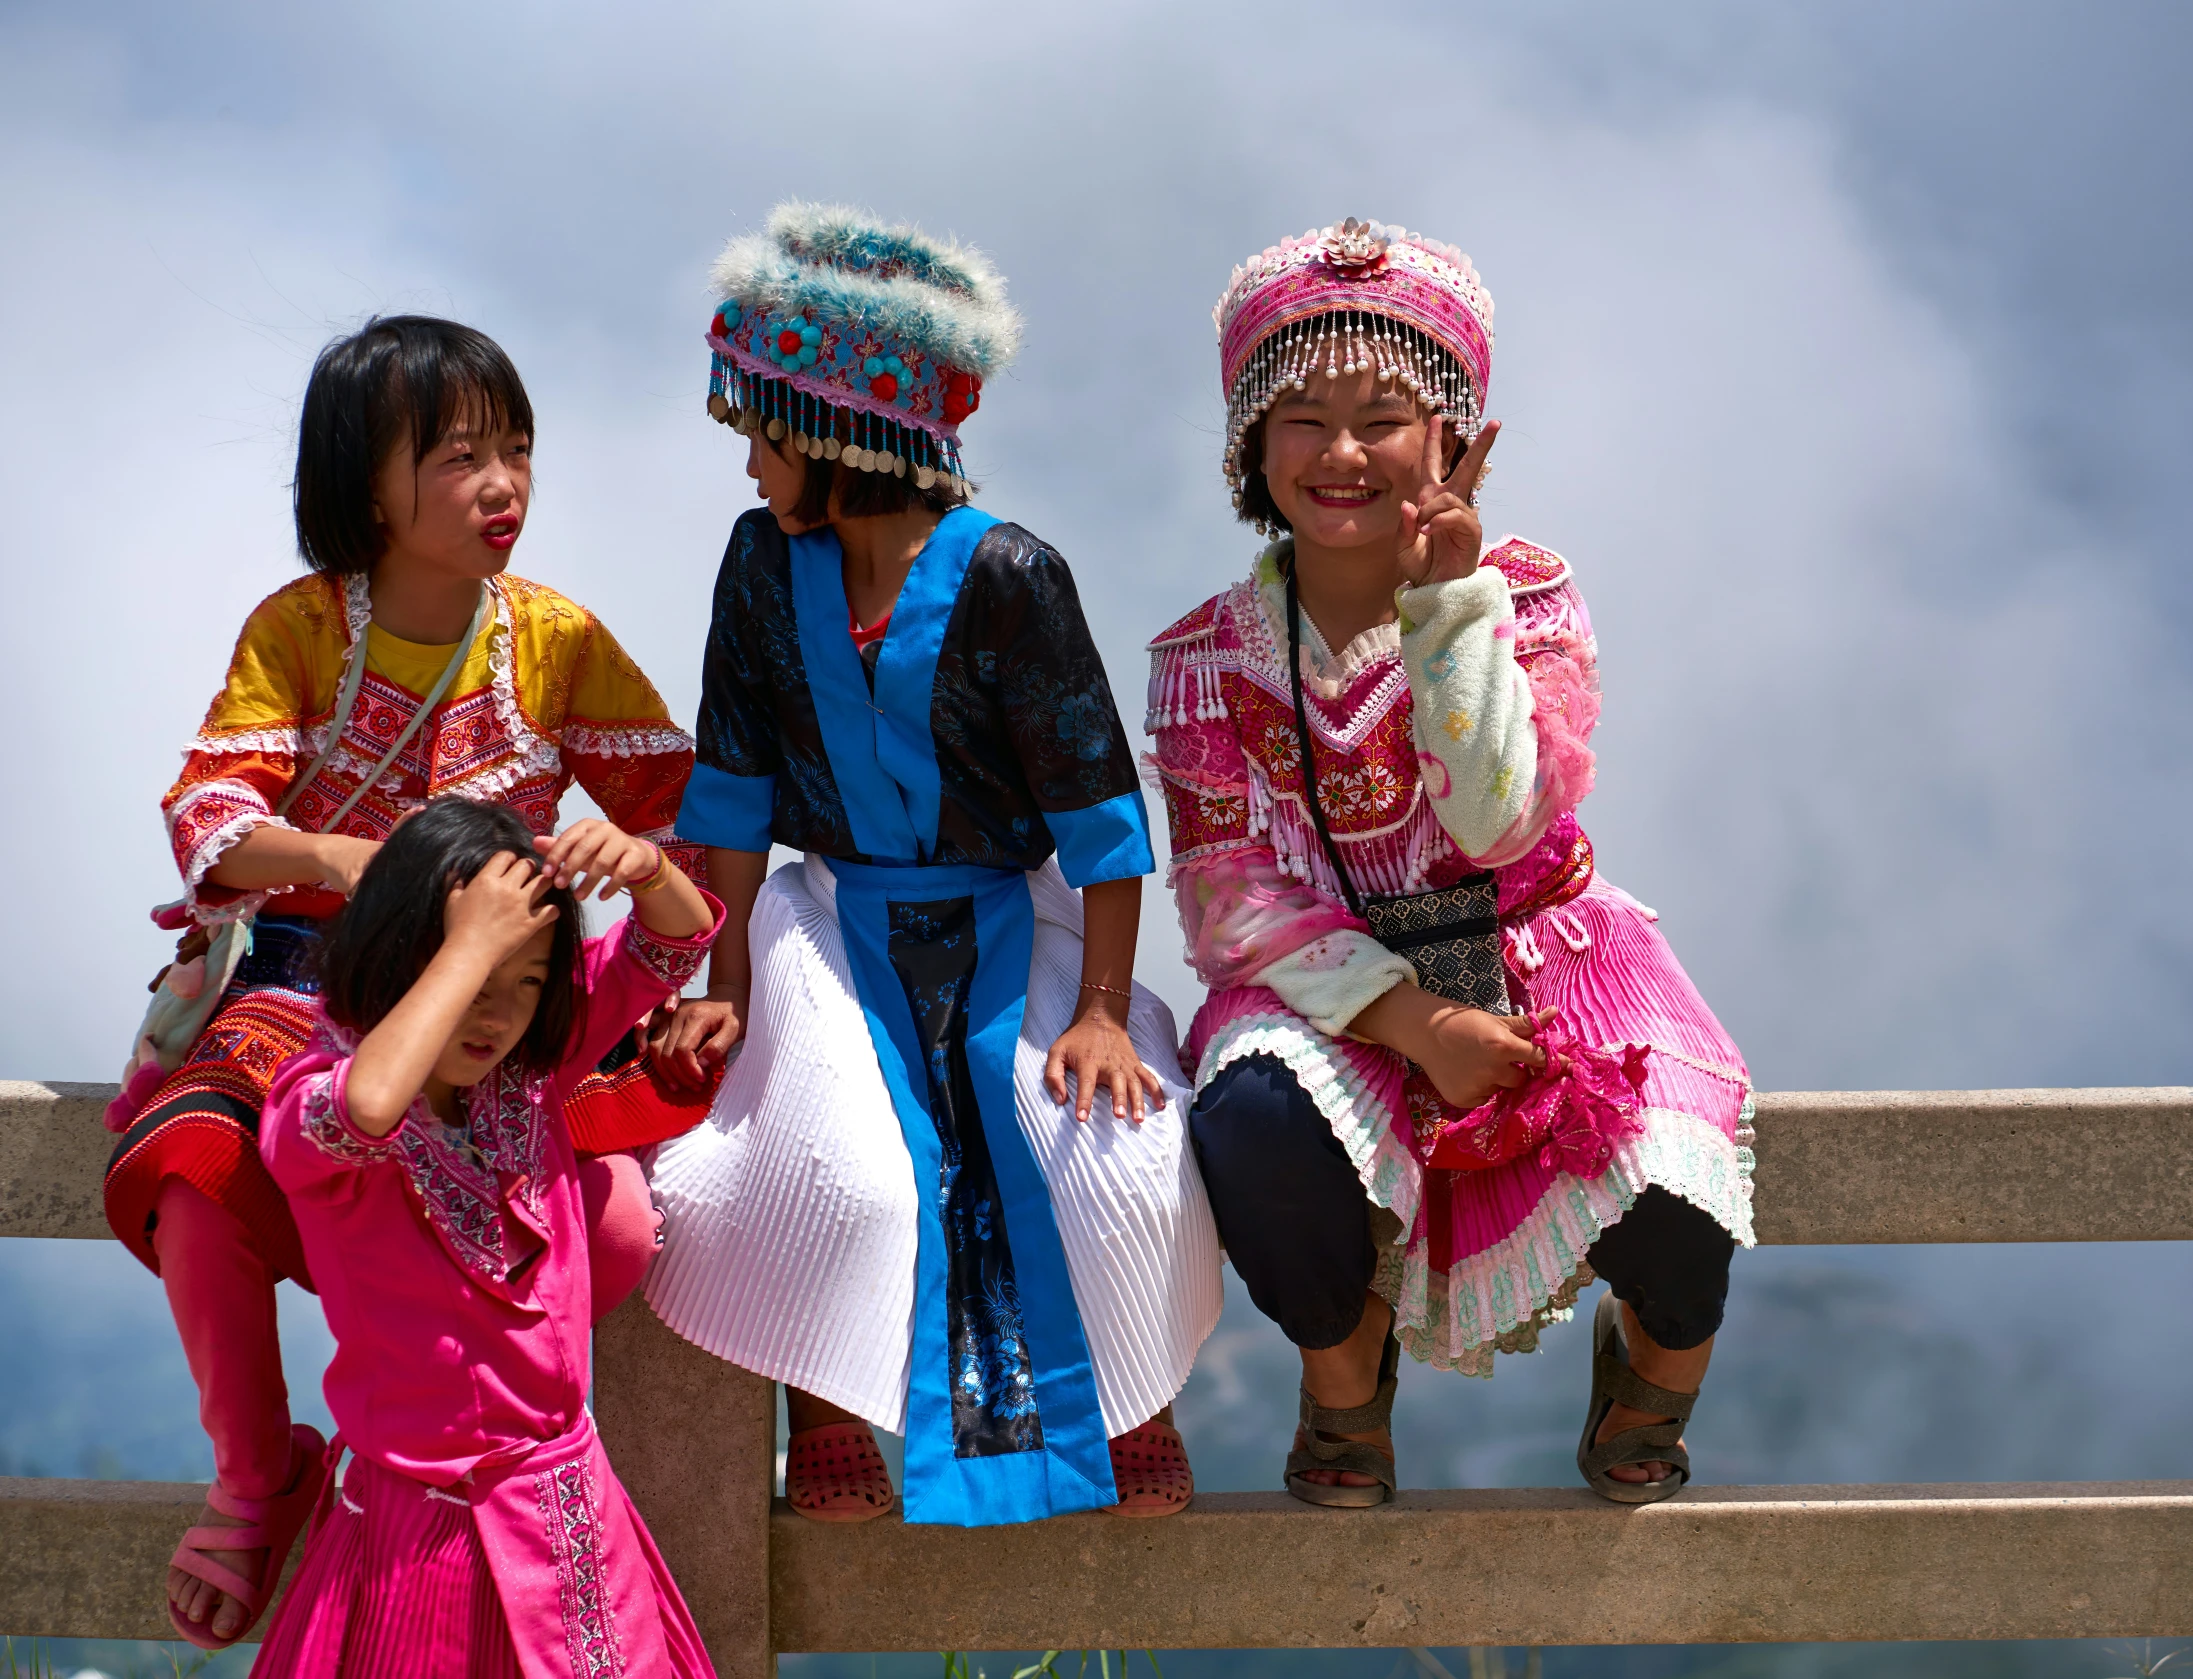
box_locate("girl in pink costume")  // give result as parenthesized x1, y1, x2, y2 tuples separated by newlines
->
(1149, 219, 1753, 1505)
(250, 798, 722, 1675)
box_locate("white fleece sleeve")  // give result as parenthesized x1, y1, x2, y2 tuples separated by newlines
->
(1396, 568, 1538, 862)
(1256, 930, 1416, 1037)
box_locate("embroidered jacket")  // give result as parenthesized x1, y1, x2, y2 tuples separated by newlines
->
(679, 507, 1150, 887)
(1146, 537, 1599, 1035)
(164, 572, 696, 923)
(260, 907, 721, 1485)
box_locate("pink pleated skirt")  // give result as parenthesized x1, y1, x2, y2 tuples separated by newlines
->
(252, 1439, 714, 1679)
(1423, 873, 1752, 1267)
(1188, 871, 1754, 1372)
(252, 1455, 524, 1678)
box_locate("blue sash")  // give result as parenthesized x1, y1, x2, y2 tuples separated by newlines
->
(787, 509, 1115, 1525)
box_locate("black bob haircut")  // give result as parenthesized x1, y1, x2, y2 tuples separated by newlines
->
(316, 800, 585, 1075)
(293, 315, 535, 577)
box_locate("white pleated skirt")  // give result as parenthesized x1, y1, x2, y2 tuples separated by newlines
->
(644, 855, 1224, 1439)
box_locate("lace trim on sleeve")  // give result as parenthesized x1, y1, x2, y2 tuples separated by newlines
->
(562, 721, 696, 758)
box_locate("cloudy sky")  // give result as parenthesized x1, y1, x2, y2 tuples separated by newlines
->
(4, 6, 2192, 1670)
(5, 0, 2188, 1096)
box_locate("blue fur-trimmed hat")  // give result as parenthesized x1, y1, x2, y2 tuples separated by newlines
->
(705, 202, 1022, 493)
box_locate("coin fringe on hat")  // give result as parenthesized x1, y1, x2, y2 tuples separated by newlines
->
(704, 203, 1022, 492)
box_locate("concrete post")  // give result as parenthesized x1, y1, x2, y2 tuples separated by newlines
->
(594, 1292, 776, 1678)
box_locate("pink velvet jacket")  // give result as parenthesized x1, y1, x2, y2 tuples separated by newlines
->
(262, 908, 720, 1485)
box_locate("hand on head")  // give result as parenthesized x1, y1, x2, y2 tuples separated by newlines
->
(1396, 416, 1500, 588)
(442, 850, 559, 965)
(533, 818, 664, 901)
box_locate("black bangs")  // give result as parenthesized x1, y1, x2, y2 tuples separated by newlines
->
(316, 799, 586, 1075)
(294, 315, 535, 577)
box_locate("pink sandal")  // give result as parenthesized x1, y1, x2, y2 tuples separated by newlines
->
(167, 1423, 329, 1651)
(1105, 1419, 1194, 1518)
(785, 1421, 897, 1524)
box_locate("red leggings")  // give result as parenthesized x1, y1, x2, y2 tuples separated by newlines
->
(152, 1154, 660, 1498)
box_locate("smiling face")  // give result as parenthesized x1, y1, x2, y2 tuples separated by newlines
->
(1256, 366, 1440, 553)
(371, 412, 532, 583)
(429, 923, 555, 1092)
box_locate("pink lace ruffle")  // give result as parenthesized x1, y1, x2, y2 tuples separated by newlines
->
(1523, 647, 1599, 817)
(1423, 1013, 1646, 1179)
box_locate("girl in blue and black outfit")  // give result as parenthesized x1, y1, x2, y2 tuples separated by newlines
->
(640, 203, 1223, 1526)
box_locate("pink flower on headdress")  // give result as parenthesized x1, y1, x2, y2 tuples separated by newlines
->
(1321, 218, 1389, 274)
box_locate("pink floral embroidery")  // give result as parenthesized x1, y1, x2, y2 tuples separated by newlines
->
(537, 1454, 624, 1678)
(297, 1070, 391, 1165)
(393, 1065, 553, 1283)
(623, 916, 708, 992)
(313, 1019, 555, 1285)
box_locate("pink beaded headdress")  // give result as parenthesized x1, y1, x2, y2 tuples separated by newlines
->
(1215, 218, 1495, 517)
(704, 202, 1021, 495)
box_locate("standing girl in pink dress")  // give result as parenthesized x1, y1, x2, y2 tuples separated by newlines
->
(251, 798, 722, 1675)
(1149, 219, 1754, 1506)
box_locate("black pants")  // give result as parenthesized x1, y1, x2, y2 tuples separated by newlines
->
(1189, 1053, 1734, 1352)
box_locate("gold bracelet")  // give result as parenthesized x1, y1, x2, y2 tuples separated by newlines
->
(1078, 980, 1132, 999)
(630, 843, 674, 895)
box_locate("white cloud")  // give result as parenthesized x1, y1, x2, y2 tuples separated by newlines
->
(2, 0, 2183, 1100)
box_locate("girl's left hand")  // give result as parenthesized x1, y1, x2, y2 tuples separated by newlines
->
(1044, 1006, 1165, 1125)
(1397, 416, 1501, 588)
(534, 819, 661, 900)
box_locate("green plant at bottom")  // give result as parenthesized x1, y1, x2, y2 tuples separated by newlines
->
(2100, 1644, 2192, 1679)
(939, 1650, 1166, 1679)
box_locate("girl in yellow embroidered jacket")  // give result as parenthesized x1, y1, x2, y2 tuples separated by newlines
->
(118, 316, 709, 1650)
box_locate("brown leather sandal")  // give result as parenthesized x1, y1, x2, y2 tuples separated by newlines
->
(1284, 1332, 1399, 1508)
(1577, 1291, 1697, 1505)
(785, 1420, 897, 1523)
(1105, 1419, 1194, 1518)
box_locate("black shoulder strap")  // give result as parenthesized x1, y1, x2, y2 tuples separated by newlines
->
(1285, 563, 1367, 920)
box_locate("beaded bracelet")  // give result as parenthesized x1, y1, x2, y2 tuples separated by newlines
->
(630, 843, 674, 895)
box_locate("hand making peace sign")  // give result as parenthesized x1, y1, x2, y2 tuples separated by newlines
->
(1396, 415, 1501, 588)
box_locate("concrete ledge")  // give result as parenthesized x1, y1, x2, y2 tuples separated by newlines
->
(8, 1081, 2191, 1245)
(10, 1475, 2190, 1649)
(1749, 1087, 2193, 1244)
(772, 1482, 2193, 1651)
(0, 1081, 117, 1241)
(0, 1475, 298, 1643)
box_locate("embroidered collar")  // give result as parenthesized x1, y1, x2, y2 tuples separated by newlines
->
(316, 1018, 553, 1284)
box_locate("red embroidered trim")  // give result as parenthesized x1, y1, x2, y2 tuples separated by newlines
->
(1501, 830, 1595, 924)
(1482, 537, 1571, 596)
(1148, 596, 1220, 649)
(298, 1072, 392, 1166)
(311, 1020, 553, 1283)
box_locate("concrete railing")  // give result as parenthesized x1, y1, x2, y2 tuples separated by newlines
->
(3, 1079, 2191, 1672)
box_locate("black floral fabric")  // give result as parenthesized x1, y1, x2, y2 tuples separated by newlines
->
(694, 508, 1140, 870)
